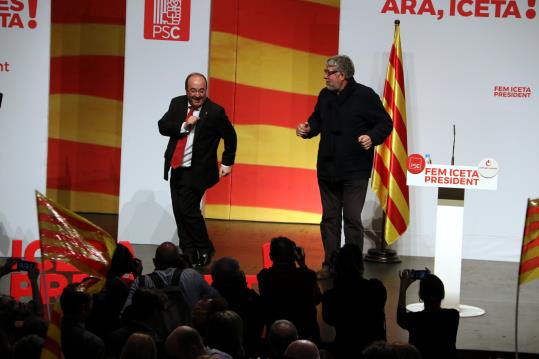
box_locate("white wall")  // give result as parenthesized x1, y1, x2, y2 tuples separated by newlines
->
(341, 0, 539, 261)
(0, 2, 51, 257)
(118, 0, 212, 245)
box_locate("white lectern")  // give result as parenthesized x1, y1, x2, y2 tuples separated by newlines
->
(406, 156, 499, 317)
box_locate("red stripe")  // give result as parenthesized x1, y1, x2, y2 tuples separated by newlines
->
(391, 45, 406, 97)
(373, 150, 390, 190)
(522, 236, 539, 254)
(50, 56, 124, 101)
(386, 196, 408, 235)
(527, 206, 539, 216)
(40, 227, 110, 255)
(41, 244, 108, 276)
(37, 204, 108, 234)
(52, 0, 126, 25)
(47, 138, 121, 196)
(391, 104, 408, 150)
(520, 255, 539, 274)
(210, 78, 318, 128)
(389, 152, 409, 203)
(211, 0, 339, 56)
(206, 164, 321, 214)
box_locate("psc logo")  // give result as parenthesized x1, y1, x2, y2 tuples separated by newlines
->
(407, 154, 426, 174)
(144, 0, 191, 41)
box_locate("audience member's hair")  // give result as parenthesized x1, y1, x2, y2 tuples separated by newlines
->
(110, 243, 135, 276)
(268, 319, 299, 359)
(119, 332, 157, 359)
(283, 339, 320, 359)
(22, 315, 48, 338)
(269, 236, 296, 264)
(419, 274, 445, 304)
(60, 283, 91, 317)
(333, 243, 364, 285)
(392, 342, 422, 359)
(211, 257, 245, 288)
(153, 242, 183, 270)
(205, 310, 245, 359)
(166, 326, 207, 359)
(192, 296, 228, 338)
(362, 341, 398, 359)
(12, 334, 44, 359)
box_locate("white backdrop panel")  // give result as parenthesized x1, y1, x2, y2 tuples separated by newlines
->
(118, 0, 211, 245)
(341, 0, 539, 261)
(0, 2, 51, 257)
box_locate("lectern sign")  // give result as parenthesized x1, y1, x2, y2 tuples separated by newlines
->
(406, 154, 498, 190)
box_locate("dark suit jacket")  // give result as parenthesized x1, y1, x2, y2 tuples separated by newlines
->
(305, 78, 393, 181)
(158, 96, 237, 191)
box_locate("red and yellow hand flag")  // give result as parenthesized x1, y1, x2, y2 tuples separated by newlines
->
(371, 20, 410, 245)
(519, 198, 539, 285)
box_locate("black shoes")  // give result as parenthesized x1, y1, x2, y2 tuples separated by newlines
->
(194, 250, 214, 269)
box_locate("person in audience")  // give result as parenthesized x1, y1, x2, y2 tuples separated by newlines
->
(166, 325, 232, 359)
(12, 334, 44, 359)
(108, 288, 166, 358)
(205, 310, 245, 359)
(87, 243, 142, 340)
(397, 270, 459, 359)
(391, 342, 422, 359)
(322, 243, 387, 358)
(192, 296, 228, 340)
(257, 236, 321, 344)
(284, 339, 320, 359)
(119, 332, 157, 359)
(362, 341, 397, 359)
(123, 242, 219, 310)
(268, 319, 299, 359)
(60, 283, 105, 359)
(211, 256, 264, 357)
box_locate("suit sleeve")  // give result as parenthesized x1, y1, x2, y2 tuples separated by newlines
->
(216, 107, 237, 166)
(305, 93, 323, 138)
(158, 98, 185, 138)
(364, 89, 393, 146)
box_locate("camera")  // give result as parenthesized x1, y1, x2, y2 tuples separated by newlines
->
(16, 260, 37, 272)
(409, 269, 428, 280)
(294, 246, 305, 261)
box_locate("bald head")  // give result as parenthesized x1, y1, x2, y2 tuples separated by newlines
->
(154, 242, 180, 270)
(284, 340, 320, 359)
(165, 326, 206, 359)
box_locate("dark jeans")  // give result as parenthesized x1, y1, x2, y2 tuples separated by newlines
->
(170, 168, 214, 263)
(318, 177, 369, 265)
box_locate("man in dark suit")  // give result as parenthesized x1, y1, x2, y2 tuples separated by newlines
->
(158, 73, 237, 267)
(296, 55, 392, 279)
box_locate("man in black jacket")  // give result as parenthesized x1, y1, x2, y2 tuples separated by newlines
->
(296, 55, 392, 279)
(158, 73, 237, 267)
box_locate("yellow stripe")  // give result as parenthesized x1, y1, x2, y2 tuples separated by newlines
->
(206, 204, 320, 224)
(522, 245, 539, 262)
(524, 229, 539, 245)
(39, 221, 113, 246)
(51, 24, 125, 57)
(46, 189, 119, 214)
(387, 175, 410, 221)
(527, 213, 539, 224)
(520, 267, 539, 285)
(49, 94, 123, 147)
(302, 0, 340, 7)
(218, 125, 319, 169)
(210, 32, 327, 96)
(385, 219, 400, 245)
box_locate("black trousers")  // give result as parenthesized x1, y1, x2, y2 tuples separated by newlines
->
(170, 168, 214, 263)
(318, 177, 369, 265)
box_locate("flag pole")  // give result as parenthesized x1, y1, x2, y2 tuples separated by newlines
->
(514, 198, 530, 359)
(35, 191, 51, 320)
(365, 19, 402, 264)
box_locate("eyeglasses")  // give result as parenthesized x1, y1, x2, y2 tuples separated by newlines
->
(324, 69, 340, 77)
(188, 88, 206, 95)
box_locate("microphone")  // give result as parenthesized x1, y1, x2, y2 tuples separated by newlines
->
(451, 124, 456, 166)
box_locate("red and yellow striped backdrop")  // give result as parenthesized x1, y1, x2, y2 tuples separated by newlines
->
(205, 0, 340, 223)
(47, 0, 126, 213)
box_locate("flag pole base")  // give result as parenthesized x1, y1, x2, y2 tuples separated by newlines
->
(364, 248, 402, 263)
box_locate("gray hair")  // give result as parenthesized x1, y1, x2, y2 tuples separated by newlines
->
(327, 55, 355, 79)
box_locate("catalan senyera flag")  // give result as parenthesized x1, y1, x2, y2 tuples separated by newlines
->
(371, 20, 410, 245)
(37, 190, 116, 359)
(519, 198, 539, 285)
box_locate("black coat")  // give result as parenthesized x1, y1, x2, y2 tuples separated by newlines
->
(306, 78, 393, 181)
(158, 95, 237, 191)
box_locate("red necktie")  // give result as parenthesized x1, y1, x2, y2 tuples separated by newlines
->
(170, 107, 195, 169)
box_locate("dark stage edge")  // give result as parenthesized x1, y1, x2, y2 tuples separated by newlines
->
(2, 214, 538, 358)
